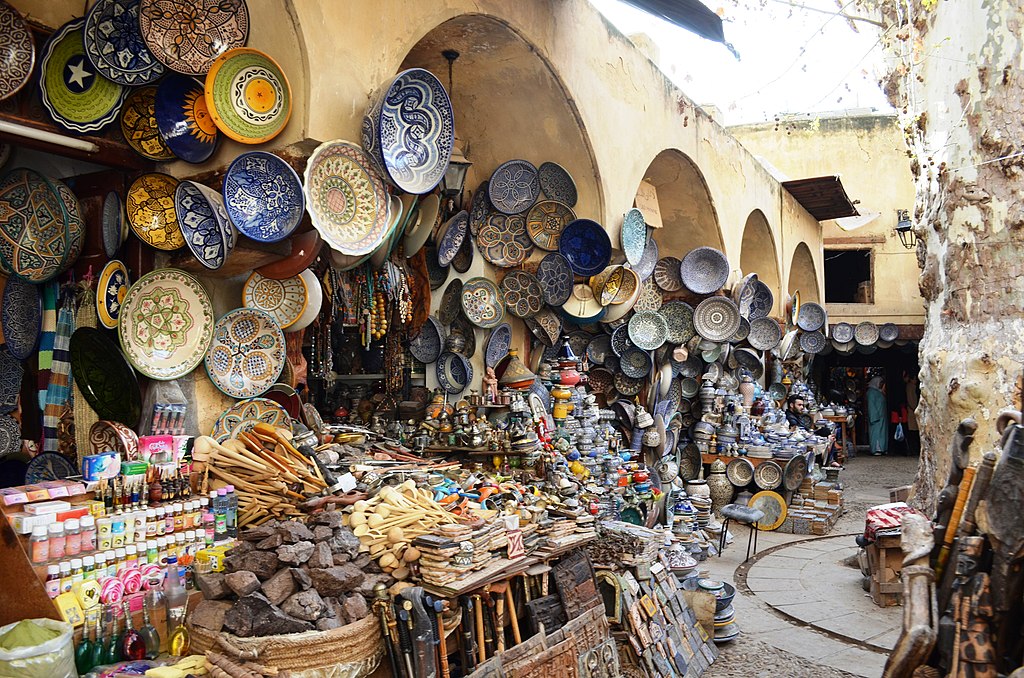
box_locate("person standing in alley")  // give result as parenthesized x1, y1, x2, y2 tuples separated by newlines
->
(866, 375, 889, 456)
(903, 370, 920, 456)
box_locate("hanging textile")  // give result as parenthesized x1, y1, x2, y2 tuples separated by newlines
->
(72, 283, 100, 459)
(42, 292, 75, 453)
(36, 282, 58, 411)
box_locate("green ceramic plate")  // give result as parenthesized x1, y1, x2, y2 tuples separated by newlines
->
(205, 47, 291, 144)
(70, 327, 142, 427)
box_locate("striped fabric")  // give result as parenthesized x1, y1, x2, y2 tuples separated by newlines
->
(42, 294, 75, 452)
(36, 282, 58, 411)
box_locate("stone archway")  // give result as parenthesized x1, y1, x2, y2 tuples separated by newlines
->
(788, 242, 820, 303)
(740, 209, 781, 315)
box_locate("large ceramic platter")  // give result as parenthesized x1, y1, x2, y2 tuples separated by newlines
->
(409, 315, 444, 364)
(633, 237, 659, 281)
(70, 327, 142, 427)
(437, 210, 468, 267)
(223, 151, 304, 242)
(139, 0, 249, 76)
(559, 219, 611, 277)
(205, 308, 286, 399)
(525, 308, 562, 347)
(660, 300, 695, 345)
(0, 169, 70, 282)
(538, 161, 577, 207)
(500, 270, 544, 319)
(477, 213, 532, 268)
(633, 278, 664, 312)
(102, 191, 127, 257)
(287, 269, 321, 333)
(832, 322, 855, 344)
(118, 268, 215, 380)
(748, 317, 781, 351)
(783, 455, 809, 492)
(468, 180, 491, 237)
(525, 200, 575, 251)
(451, 228, 474, 273)
(243, 271, 305, 329)
(488, 159, 541, 215)
(362, 68, 453, 195)
(211, 397, 289, 442)
(800, 330, 826, 354)
(749, 491, 787, 531)
(175, 180, 235, 270)
(461, 277, 505, 329)
(97, 259, 130, 329)
(747, 280, 774, 320)
(127, 173, 185, 250)
(0, 346, 22, 414)
(628, 311, 668, 351)
(47, 178, 84, 274)
(2, 276, 39, 360)
(40, 18, 127, 133)
(0, 1, 34, 102)
(621, 208, 647, 266)
(536, 253, 574, 306)
(155, 73, 218, 164)
(304, 140, 389, 256)
(693, 296, 741, 342)
(84, 0, 164, 86)
(205, 47, 291, 144)
(879, 322, 899, 342)
(120, 85, 175, 161)
(796, 301, 826, 332)
(680, 246, 729, 295)
(854, 321, 879, 346)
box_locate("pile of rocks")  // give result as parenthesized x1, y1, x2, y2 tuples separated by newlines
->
(191, 511, 395, 637)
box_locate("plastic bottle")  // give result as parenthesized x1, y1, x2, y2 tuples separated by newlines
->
(65, 518, 81, 556)
(165, 505, 175, 535)
(225, 485, 238, 539)
(83, 555, 95, 581)
(59, 561, 72, 593)
(94, 552, 107, 579)
(145, 508, 157, 538)
(154, 507, 166, 536)
(80, 515, 97, 553)
(97, 516, 112, 550)
(104, 550, 117, 579)
(29, 525, 49, 564)
(157, 537, 168, 565)
(202, 498, 214, 547)
(146, 540, 158, 565)
(114, 548, 126, 574)
(48, 523, 66, 561)
(125, 544, 138, 570)
(44, 564, 60, 598)
(214, 488, 228, 540)
(173, 502, 184, 533)
(162, 556, 187, 626)
(70, 558, 84, 585)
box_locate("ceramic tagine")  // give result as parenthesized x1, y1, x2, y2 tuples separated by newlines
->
(557, 336, 582, 386)
(707, 459, 733, 519)
(499, 348, 536, 390)
(686, 466, 711, 500)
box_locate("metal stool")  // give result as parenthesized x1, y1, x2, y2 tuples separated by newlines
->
(718, 504, 765, 562)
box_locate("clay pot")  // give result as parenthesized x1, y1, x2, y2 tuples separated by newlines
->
(707, 459, 734, 519)
(739, 376, 755, 409)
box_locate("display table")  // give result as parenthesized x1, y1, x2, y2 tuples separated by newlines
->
(700, 454, 773, 467)
(825, 414, 856, 449)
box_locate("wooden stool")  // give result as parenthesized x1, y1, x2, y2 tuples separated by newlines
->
(719, 504, 765, 562)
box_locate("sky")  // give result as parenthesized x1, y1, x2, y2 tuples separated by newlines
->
(589, 0, 894, 126)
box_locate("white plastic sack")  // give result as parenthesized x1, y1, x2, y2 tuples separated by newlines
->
(0, 618, 77, 678)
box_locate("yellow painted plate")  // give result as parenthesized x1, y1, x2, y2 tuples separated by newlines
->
(205, 47, 291, 144)
(126, 172, 184, 250)
(749, 490, 788, 531)
(96, 260, 130, 329)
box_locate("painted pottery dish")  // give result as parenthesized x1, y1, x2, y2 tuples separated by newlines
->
(368, 194, 405, 269)
(784, 455, 809, 492)
(0, 346, 22, 414)
(243, 271, 306, 329)
(561, 284, 605, 323)
(731, 316, 750, 343)
(733, 346, 762, 374)
(97, 259, 130, 329)
(265, 383, 300, 419)
(89, 420, 139, 458)
(879, 322, 899, 342)
(733, 272, 756, 310)
(592, 265, 623, 306)
(633, 278, 663, 312)
(155, 73, 218, 163)
(536, 253, 574, 306)
(450, 314, 476, 359)
(40, 18, 127, 133)
(436, 351, 473, 395)
(633, 237, 659, 281)
(437, 279, 463, 326)
(211, 397, 290, 442)
(301, 402, 323, 435)
(70, 327, 142, 427)
(767, 382, 787, 402)
(832, 338, 855, 354)
(832, 322, 854, 344)
(409, 315, 444, 364)
(748, 317, 781, 351)
(0, 1, 33, 102)
(621, 208, 647, 266)
(526, 200, 575, 251)
(726, 458, 755, 487)
(525, 308, 561, 347)
(747, 280, 774, 319)
(425, 244, 448, 290)
(451, 227, 474, 273)
(45, 176, 84, 274)
(468, 180, 491, 237)
(287, 269, 321, 333)
(205, 308, 286, 398)
(437, 210, 468, 267)
(654, 256, 683, 292)
(628, 311, 668, 350)
(799, 330, 826, 354)
(205, 47, 291, 144)
(754, 461, 784, 491)
(614, 372, 643, 397)
(680, 246, 729, 295)
(486, 323, 512, 368)
(84, 0, 164, 85)
(603, 273, 642, 323)
(362, 68, 453, 194)
(538, 161, 577, 207)
(586, 333, 612, 365)
(118, 268, 214, 380)
(175, 180, 235, 270)
(461, 277, 505, 329)
(477, 212, 533, 268)
(127, 173, 185, 250)
(403, 195, 436, 257)
(661, 300, 695, 345)
(489, 159, 541, 215)
(120, 85, 175, 160)
(779, 329, 799, 359)
(588, 367, 613, 394)
(102, 191, 127, 257)
(2, 276, 40, 359)
(620, 347, 651, 378)
(139, 0, 249, 75)
(223, 151, 304, 242)
(693, 296, 741, 342)
(304, 140, 389, 256)
(500, 270, 544, 318)
(559, 219, 611, 277)
(787, 291, 801, 328)
(854, 321, 879, 346)
(257, 230, 322, 281)
(0, 168, 71, 282)
(796, 301, 826, 332)
(565, 331, 591, 361)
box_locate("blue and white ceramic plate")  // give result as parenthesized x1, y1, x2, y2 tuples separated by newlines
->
(633, 238, 659, 281)
(477, 213, 533, 268)
(409, 315, 444, 364)
(0, 1, 34, 103)
(362, 68, 454, 195)
(102, 191, 126, 258)
(468, 181, 491, 237)
(621, 208, 647, 266)
(747, 280, 774, 319)
(680, 246, 729, 295)
(437, 210, 468, 267)
(559, 218, 611, 277)
(175, 180, 235, 270)
(84, 0, 164, 86)
(155, 73, 218, 164)
(538, 161, 577, 208)
(2, 276, 40, 360)
(223, 151, 304, 243)
(0, 414, 19, 458)
(96, 259, 129, 329)
(0, 345, 22, 414)
(536, 252, 573, 306)
(485, 323, 512, 368)
(489, 160, 541, 215)
(436, 351, 472, 395)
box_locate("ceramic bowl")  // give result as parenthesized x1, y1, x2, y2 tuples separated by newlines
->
(127, 172, 185, 250)
(223, 151, 304, 242)
(559, 218, 611, 277)
(680, 246, 729, 294)
(205, 307, 286, 398)
(205, 47, 291, 144)
(796, 301, 826, 332)
(175, 180, 236, 269)
(155, 73, 218, 163)
(288, 269, 323, 333)
(436, 351, 473, 394)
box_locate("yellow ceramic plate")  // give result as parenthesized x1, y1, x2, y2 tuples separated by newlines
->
(749, 490, 788, 531)
(96, 260, 130, 329)
(126, 172, 184, 250)
(205, 47, 291, 144)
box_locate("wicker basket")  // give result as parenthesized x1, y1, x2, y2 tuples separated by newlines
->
(190, 614, 383, 678)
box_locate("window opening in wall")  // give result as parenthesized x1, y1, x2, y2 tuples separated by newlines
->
(824, 249, 872, 303)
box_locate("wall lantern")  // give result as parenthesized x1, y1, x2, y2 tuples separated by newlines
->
(440, 49, 472, 212)
(895, 209, 916, 250)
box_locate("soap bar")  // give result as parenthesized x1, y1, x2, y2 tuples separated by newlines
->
(81, 452, 119, 481)
(73, 579, 101, 610)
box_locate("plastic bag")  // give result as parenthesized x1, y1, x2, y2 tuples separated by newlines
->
(0, 618, 76, 678)
(894, 423, 905, 442)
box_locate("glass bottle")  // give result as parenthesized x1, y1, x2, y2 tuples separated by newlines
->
(74, 616, 93, 675)
(103, 606, 122, 664)
(64, 518, 81, 556)
(140, 591, 161, 659)
(88, 614, 104, 671)
(225, 485, 238, 539)
(121, 600, 146, 660)
(29, 525, 48, 564)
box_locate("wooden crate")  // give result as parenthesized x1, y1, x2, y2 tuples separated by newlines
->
(866, 532, 903, 607)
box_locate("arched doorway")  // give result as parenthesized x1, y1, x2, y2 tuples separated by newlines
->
(740, 209, 781, 315)
(788, 242, 820, 302)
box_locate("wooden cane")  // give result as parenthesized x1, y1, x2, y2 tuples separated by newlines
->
(505, 586, 522, 645)
(473, 594, 486, 664)
(436, 602, 451, 678)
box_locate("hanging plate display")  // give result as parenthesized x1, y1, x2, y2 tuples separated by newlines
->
(451, 228, 474, 273)
(488, 159, 541, 215)
(800, 330, 826, 354)
(0, 168, 70, 282)
(477, 212, 533, 268)
(754, 460, 784, 491)
(747, 280, 774, 319)
(614, 372, 643, 397)
(499, 270, 544, 319)
(854, 321, 879, 346)
(119, 85, 175, 161)
(468, 181, 491, 237)
(796, 301, 826, 332)
(620, 208, 647, 267)
(680, 246, 729, 295)
(485, 323, 512, 368)
(450, 314, 476, 359)
(586, 334, 612, 365)
(561, 284, 605, 323)
(437, 279, 463, 326)
(732, 316, 751, 343)
(205, 308, 286, 399)
(654, 256, 683, 292)
(525, 200, 575, 251)
(660, 300, 695, 345)
(205, 47, 291, 144)
(436, 351, 473, 395)
(84, 0, 164, 86)
(102, 191, 126, 258)
(559, 219, 611, 277)
(211, 396, 289, 442)
(70, 327, 142, 427)
(832, 322, 854, 344)
(536, 253, 574, 306)
(404, 194, 438, 257)
(96, 259, 130, 329)
(40, 18, 127, 133)
(0, 346, 21, 414)
(304, 140, 389, 256)
(175, 180, 236, 270)
(223, 151, 304, 243)
(610, 324, 634, 357)
(733, 346, 762, 373)
(409, 315, 444, 364)
(0, 1, 33, 102)
(726, 458, 755, 487)
(127, 173, 185, 250)
(633, 278, 663, 312)
(460, 277, 505, 329)
(46, 177, 84, 275)
(118, 268, 214, 380)
(620, 347, 651, 379)
(632, 238, 659, 282)
(154, 73, 218, 163)
(2, 276, 40, 359)
(537, 161, 577, 207)
(242, 271, 306, 330)
(286, 269, 321, 333)
(693, 296, 741, 342)
(362, 68, 453, 194)
(879, 322, 899, 342)
(437, 210, 468, 267)
(748, 317, 781, 351)
(139, 0, 249, 75)
(524, 308, 561, 347)
(628, 311, 668, 351)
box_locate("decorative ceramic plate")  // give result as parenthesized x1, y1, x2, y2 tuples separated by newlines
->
(461, 277, 505, 329)
(747, 280, 774, 319)
(0, 1, 33, 102)
(591, 265, 621, 306)
(561, 284, 605, 323)
(46, 178, 83, 274)
(524, 308, 561, 347)
(437, 210, 468, 267)
(621, 208, 647, 266)
(633, 278, 663, 312)
(96, 259, 129, 329)
(468, 180, 492, 237)
(628, 311, 668, 350)
(477, 212, 533, 268)
(436, 351, 473, 394)
(754, 461, 784, 491)
(40, 18, 127, 133)
(559, 219, 611, 277)
(437, 279, 463, 326)
(362, 68, 453, 194)
(525, 200, 575, 251)
(733, 346, 762, 373)
(611, 324, 634, 357)
(154, 73, 218, 163)
(799, 330, 826, 354)
(139, 0, 249, 75)
(0, 168, 70, 282)
(102, 191, 125, 257)
(205, 308, 285, 398)
(620, 347, 651, 379)
(879, 322, 899, 342)
(633, 238, 659, 282)
(205, 47, 291, 144)
(726, 458, 754, 487)
(2, 276, 39, 359)
(127, 173, 185, 250)
(88, 420, 139, 458)
(787, 291, 801, 328)
(118, 268, 214, 380)
(0, 346, 21, 414)
(119, 85, 175, 160)
(614, 372, 643, 397)
(485, 323, 512, 368)
(211, 397, 290, 442)
(84, 0, 164, 85)
(448, 314, 475, 360)
(451, 228, 474, 273)
(565, 331, 591, 360)
(409, 315, 444, 364)
(538, 161, 577, 207)
(265, 383, 300, 419)
(175, 180, 235, 270)
(748, 317, 781, 351)
(680, 246, 729, 295)
(854, 321, 879, 346)
(796, 301, 826, 332)
(425, 244, 448, 290)
(242, 271, 305, 329)
(404, 194, 437, 256)
(70, 328, 142, 426)
(660, 300, 695, 345)
(304, 140, 389, 256)
(588, 367, 613, 394)
(693, 296, 741, 342)
(488, 159, 541, 215)
(500, 270, 544, 318)
(223, 151, 304, 242)
(653, 256, 683, 292)
(536, 253, 574, 306)
(784, 455, 808, 492)
(832, 322, 854, 344)
(586, 334, 612, 365)
(732, 316, 751, 343)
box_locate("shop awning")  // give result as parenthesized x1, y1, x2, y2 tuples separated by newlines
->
(781, 175, 860, 221)
(616, 0, 726, 44)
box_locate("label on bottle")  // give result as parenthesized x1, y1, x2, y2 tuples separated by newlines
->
(44, 578, 60, 599)
(214, 514, 226, 536)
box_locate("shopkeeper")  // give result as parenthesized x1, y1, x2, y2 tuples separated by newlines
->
(786, 395, 843, 465)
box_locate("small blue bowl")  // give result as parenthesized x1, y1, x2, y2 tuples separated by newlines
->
(155, 73, 218, 164)
(222, 151, 305, 243)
